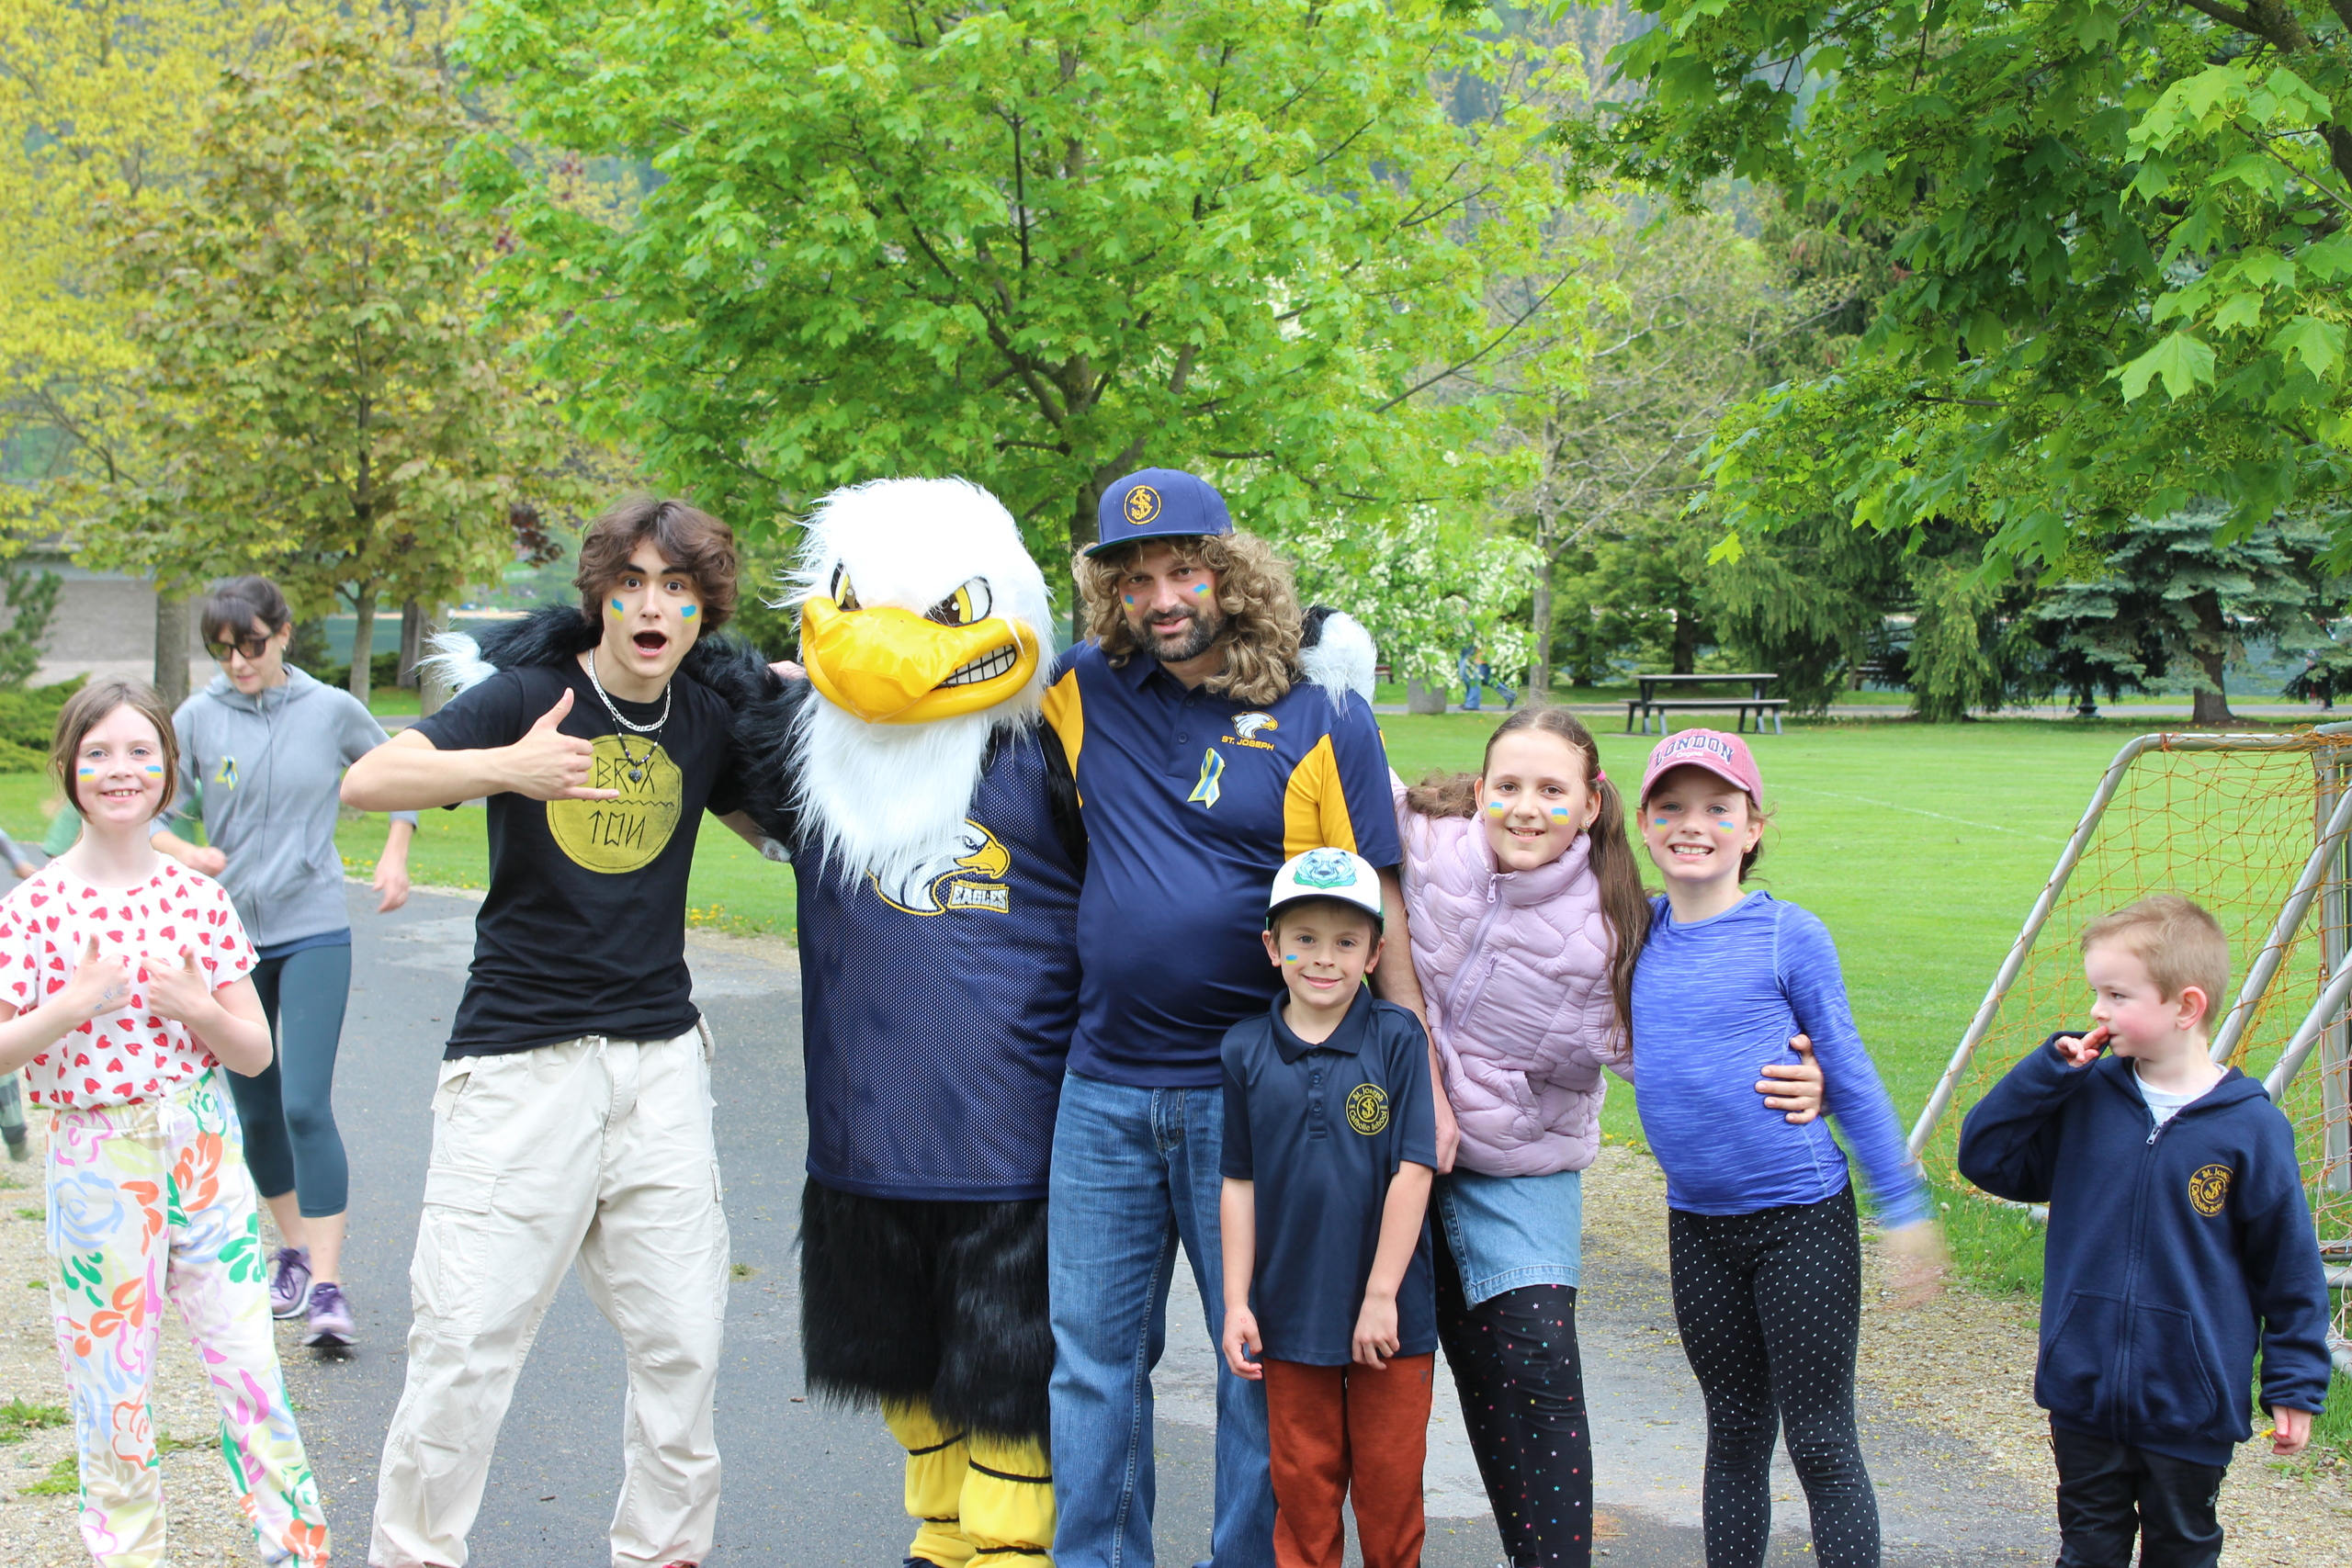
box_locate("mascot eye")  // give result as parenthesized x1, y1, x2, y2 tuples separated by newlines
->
(830, 565, 861, 612)
(928, 577, 992, 627)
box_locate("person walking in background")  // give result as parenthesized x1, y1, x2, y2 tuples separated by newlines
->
(1220, 849, 1439, 1568)
(0, 677, 328, 1565)
(151, 575, 416, 1348)
(1394, 707, 1823, 1568)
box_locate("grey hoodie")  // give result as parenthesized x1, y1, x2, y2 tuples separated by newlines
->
(170, 667, 418, 951)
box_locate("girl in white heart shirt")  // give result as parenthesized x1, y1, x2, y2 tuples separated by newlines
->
(0, 677, 327, 1566)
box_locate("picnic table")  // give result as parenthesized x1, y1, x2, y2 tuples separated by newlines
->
(1624, 672, 1786, 736)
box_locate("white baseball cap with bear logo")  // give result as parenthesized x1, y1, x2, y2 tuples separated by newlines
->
(1265, 847, 1385, 928)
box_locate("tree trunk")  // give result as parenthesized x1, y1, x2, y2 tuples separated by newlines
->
(1069, 489, 1099, 646)
(419, 604, 452, 717)
(349, 588, 378, 705)
(2188, 590, 2234, 727)
(153, 592, 191, 711)
(1526, 550, 1557, 706)
(398, 600, 425, 689)
(1670, 611, 1702, 675)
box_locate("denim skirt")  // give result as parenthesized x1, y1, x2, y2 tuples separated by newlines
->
(1432, 1165, 1583, 1307)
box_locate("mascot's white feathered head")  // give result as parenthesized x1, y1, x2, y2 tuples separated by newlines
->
(783, 477, 1055, 886)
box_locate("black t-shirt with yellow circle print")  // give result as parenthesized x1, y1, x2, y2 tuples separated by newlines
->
(414, 660, 747, 1058)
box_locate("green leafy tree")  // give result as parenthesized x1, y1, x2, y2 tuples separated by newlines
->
(1571, 1, 2352, 564)
(459, 0, 1576, 581)
(91, 22, 577, 703)
(1488, 202, 1777, 701)
(2080, 505, 2337, 723)
(1287, 509, 1537, 693)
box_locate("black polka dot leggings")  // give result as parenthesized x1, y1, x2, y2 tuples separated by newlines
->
(1433, 1224, 1592, 1568)
(1668, 1184, 1878, 1568)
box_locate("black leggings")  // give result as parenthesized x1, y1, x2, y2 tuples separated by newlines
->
(1668, 1185, 1877, 1568)
(225, 943, 352, 1219)
(1433, 1224, 1592, 1568)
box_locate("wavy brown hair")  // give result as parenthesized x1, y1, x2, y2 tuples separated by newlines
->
(575, 495, 740, 634)
(1073, 532, 1302, 707)
(1408, 706, 1651, 1057)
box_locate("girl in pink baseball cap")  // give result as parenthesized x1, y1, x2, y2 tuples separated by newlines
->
(1634, 728, 1946, 1568)
(1389, 709, 1825, 1568)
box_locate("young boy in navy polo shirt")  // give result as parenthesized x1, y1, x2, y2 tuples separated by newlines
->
(1219, 848, 1438, 1568)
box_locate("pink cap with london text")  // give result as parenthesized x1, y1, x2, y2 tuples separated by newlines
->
(1640, 728, 1764, 804)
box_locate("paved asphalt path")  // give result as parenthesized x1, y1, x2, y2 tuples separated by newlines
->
(285, 886, 2052, 1567)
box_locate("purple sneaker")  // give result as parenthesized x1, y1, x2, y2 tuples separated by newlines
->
(268, 1247, 311, 1320)
(304, 1281, 355, 1348)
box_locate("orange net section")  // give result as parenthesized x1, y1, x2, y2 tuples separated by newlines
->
(1921, 731, 2352, 1348)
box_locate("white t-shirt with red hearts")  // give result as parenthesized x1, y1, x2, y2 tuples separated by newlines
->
(0, 860, 254, 1108)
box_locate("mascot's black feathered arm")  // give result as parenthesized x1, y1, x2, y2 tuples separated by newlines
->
(685, 637, 808, 852)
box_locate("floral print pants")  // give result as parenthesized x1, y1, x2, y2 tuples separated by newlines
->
(47, 1071, 329, 1566)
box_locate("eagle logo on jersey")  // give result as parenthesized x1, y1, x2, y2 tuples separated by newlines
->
(1232, 712, 1277, 739)
(871, 819, 1012, 915)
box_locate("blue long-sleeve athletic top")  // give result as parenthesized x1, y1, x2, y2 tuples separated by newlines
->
(1628, 892, 1928, 1225)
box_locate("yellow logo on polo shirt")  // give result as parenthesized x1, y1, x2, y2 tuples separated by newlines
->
(2189, 1163, 2232, 1217)
(1226, 711, 1278, 750)
(1346, 1083, 1390, 1135)
(1125, 485, 1163, 525)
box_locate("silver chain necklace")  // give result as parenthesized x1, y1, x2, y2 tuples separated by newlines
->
(583, 650, 671, 783)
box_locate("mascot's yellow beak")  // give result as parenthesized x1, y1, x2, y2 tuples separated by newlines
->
(799, 596, 1040, 725)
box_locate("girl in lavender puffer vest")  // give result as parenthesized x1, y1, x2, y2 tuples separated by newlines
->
(1396, 707, 1820, 1568)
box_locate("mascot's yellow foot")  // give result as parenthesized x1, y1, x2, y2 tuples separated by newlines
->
(961, 1430, 1054, 1564)
(886, 1399, 978, 1568)
(883, 1402, 1054, 1565)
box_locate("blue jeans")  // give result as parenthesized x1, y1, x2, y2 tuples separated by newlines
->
(1048, 1070, 1275, 1568)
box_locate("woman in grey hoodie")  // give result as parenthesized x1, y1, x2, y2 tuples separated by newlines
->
(153, 576, 416, 1347)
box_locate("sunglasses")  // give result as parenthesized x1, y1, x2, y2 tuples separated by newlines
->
(206, 632, 274, 662)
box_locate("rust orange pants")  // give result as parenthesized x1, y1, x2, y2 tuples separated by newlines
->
(1262, 1354, 1434, 1568)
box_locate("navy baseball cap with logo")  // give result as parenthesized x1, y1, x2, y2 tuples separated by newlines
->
(1087, 468, 1234, 557)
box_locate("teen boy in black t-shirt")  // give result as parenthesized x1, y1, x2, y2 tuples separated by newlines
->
(343, 497, 763, 1568)
(1219, 848, 1437, 1568)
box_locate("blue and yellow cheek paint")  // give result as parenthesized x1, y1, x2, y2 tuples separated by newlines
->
(1192, 582, 1211, 595)
(1485, 799, 1509, 818)
(609, 598, 626, 617)
(680, 604, 697, 619)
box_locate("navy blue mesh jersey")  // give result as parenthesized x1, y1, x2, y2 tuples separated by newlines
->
(790, 727, 1080, 1201)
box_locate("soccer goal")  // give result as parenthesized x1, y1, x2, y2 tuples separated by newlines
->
(1906, 725, 2352, 1362)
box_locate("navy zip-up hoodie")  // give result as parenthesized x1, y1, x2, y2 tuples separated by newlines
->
(1958, 1035, 2329, 1464)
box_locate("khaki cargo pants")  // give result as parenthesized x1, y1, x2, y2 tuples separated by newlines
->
(370, 1024, 729, 1568)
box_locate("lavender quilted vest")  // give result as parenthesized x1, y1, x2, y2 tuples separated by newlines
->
(1393, 776, 1623, 1178)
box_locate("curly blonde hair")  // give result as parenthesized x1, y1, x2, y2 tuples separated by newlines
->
(1073, 532, 1302, 706)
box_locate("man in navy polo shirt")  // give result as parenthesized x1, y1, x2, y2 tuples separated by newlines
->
(1039, 468, 1442, 1568)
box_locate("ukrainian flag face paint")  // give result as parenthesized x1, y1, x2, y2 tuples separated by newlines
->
(1480, 728, 1601, 874)
(1639, 763, 1762, 894)
(72, 706, 171, 823)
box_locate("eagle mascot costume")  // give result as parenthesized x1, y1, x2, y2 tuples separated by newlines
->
(730, 477, 1080, 1568)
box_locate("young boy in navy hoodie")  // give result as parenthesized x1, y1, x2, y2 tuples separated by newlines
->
(1960, 894, 2329, 1567)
